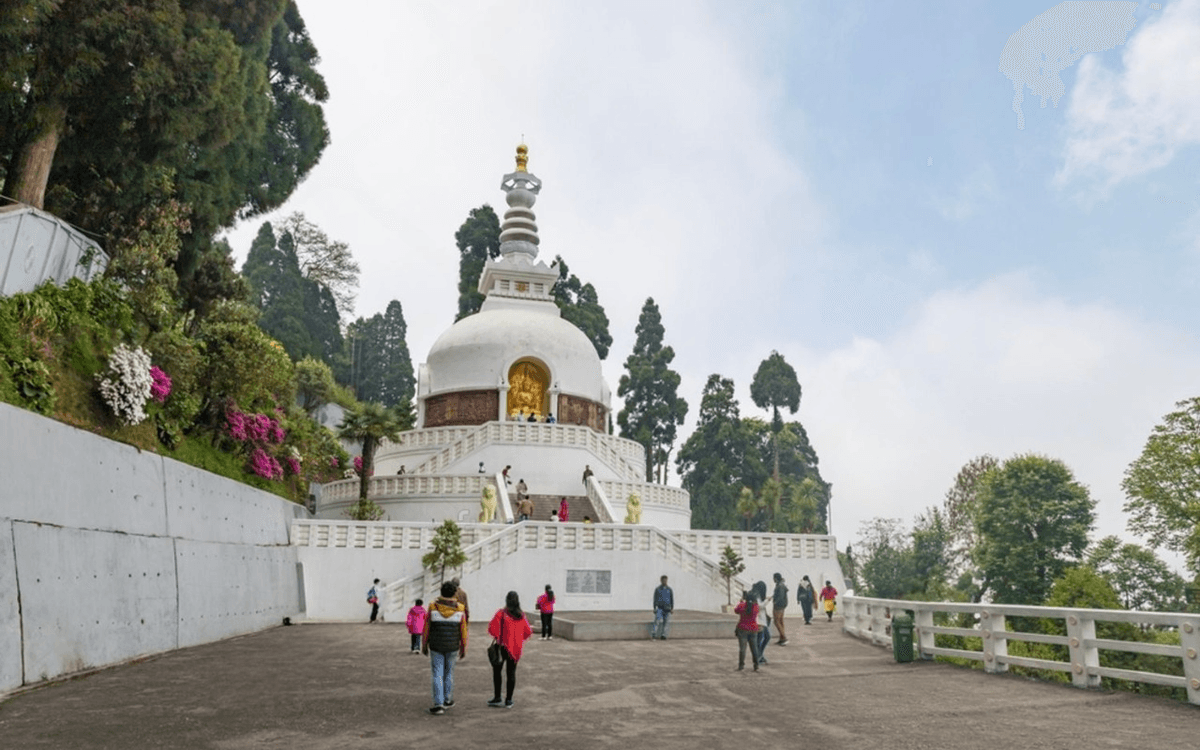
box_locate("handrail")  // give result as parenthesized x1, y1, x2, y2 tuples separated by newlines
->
(669, 530, 839, 561)
(493, 473, 513, 523)
(597, 479, 690, 510)
(586, 474, 616, 523)
(841, 595, 1200, 705)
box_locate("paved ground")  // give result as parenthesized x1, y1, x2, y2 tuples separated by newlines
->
(2, 617, 1198, 749)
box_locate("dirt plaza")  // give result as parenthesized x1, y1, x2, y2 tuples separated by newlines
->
(1, 616, 1197, 749)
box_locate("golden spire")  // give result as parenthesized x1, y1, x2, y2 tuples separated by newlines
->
(515, 143, 528, 172)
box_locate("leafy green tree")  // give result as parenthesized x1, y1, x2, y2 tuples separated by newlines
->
(942, 454, 998, 580)
(422, 520, 468, 584)
(551, 255, 612, 359)
(1086, 536, 1187, 612)
(677, 375, 752, 529)
(338, 401, 406, 503)
(745, 419, 829, 532)
(1123, 397, 1200, 575)
(750, 351, 802, 481)
(735, 486, 761, 532)
(242, 221, 343, 364)
(718, 545, 746, 606)
(277, 212, 358, 319)
(785, 477, 824, 533)
(343, 301, 415, 410)
(296, 356, 336, 415)
(0, 0, 328, 277)
(454, 205, 500, 320)
(974, 454, 1095, 604)
(618, 298, 688, 482)
(179, 238, 249, 334)
(197, 301, 296, 426)
(856, 518, 914, 599)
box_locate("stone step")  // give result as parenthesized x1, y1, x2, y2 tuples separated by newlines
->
(508, 492, 597, 523)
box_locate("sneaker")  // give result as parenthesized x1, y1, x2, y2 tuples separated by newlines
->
(429, 706, 445, 715)
(778, 639, 789, 646)
(488, 698, 504, 707)
(443, 700, 455, 709)
(505, 700, 514, 709)
(737, 664, 744, 671)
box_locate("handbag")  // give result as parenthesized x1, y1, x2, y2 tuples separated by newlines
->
(487, 612, 506, 666)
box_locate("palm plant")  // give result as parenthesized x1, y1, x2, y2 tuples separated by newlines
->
(338, 401, 406, 506)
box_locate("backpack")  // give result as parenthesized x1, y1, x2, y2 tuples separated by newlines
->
(367, 587, 378, 604)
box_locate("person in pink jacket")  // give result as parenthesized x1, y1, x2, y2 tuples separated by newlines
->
(487, 591, 533, 708)
(405, 598, 426, 653)
(535, 584, 555, 640)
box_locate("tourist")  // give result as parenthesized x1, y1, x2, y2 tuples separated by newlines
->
(422, 581, 468, 715)
(535, 584, 555, 640)
(751, 580, 771, 664)
(772, 573, 789, 645)
(546, 413, 556, 423)
(396, 465, 406, 475)
(515, 410, 526, 422)
(516, 478, 528, 502)
(367, 578, 381, 623)
(487, 591, 533, 708)
(517, 496, 534, 522)
(550, 509, 559, 522)
(652, 575, 673, 640)
(406, 598, 426, 653)
(450, 577, 470, 621)
(559, 497, 570, 522)
(819, 580, 839, 621)
(478, 461, 486, 474)
(582, 515, 592, 524)
(503, 465, 512, 485)
(734, 589, 761, 671)
(581, 464, 593, 487)
(797, 575, 816, 625)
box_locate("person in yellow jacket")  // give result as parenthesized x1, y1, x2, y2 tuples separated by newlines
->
(422, 581, 468, 715)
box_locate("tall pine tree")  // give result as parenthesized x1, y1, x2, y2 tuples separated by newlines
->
(618, 298, 688, 482)
(454, 205, 500, 321)
(552, 255, 612, 360)
(344, 300, 415, 410)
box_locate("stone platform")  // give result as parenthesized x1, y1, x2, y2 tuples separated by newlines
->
(534, 609, 736, 641)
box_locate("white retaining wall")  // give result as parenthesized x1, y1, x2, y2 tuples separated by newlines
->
(0, 404, 307, 695)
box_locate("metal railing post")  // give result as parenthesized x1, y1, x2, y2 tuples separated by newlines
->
(915, 607, 935, 660)
(1066, 613, 1100, 689)
(981, 611, 1008, 674)
(1178, 617, 1200, 704)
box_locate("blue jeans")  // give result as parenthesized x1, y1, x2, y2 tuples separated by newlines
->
(757, 626, 770, 662)
(653, 608, 671, 638)
(429, 650, 458, 706)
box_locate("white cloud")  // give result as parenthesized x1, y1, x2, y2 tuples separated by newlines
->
(928, 164, 998, 221)
(790, 274, 1200, 550)
(1056, 0, 1200, 192)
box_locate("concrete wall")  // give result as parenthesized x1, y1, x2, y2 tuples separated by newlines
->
(0, 404, 306, 695)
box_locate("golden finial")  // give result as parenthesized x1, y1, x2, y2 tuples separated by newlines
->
(516, 143, 528, 172)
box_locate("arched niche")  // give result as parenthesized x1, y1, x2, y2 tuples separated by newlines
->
(507, 359, 550, 419)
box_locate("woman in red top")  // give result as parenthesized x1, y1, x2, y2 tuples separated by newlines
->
(487, 591, 533, 708)
(535, 584, 555, 640)
(733, 590, 761, 672)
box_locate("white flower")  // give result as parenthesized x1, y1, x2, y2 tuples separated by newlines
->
(97, 344, 153, 426)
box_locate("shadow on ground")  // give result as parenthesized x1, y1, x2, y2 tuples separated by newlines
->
(1, 618, 1197, 749)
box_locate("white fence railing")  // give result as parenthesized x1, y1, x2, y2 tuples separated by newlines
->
(671, 530, 838, 561)
(598, 479, 690, 510)
(381, 522, 751, 621)
(406, 422, 645, 481)
(291, 520, 505, 549)
(842, 595, 1200, 705)
(319, 474, 489, 506)
(586, 475, 617, 523)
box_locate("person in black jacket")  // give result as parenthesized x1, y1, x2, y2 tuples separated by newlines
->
(422, 582, 468, 715)
(772, 573, 789, 645)
(797, 575, 815, 625)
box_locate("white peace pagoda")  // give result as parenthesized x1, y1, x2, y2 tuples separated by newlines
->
(315, 145, 690, 528)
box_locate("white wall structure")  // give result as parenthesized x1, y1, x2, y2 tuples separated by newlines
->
(0, 204, 107, 297)
(0, 404, 307, 695)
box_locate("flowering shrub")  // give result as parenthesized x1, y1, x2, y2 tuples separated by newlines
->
(149, 366, 172, 403)
(97, 344, 153, 425)
(352, 455, 375, 477)
(249, 448, 283, 480)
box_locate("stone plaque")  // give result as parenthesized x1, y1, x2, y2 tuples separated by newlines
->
(565, 569, 611, 595)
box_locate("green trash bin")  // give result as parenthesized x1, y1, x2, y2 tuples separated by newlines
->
(891, 613, 914, 663)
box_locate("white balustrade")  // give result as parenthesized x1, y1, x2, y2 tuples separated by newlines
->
(842, 595, 1200, 705)
(598, 479, 690, 510)
(378, 521, 750, 622)
(671, 530, 838, 560)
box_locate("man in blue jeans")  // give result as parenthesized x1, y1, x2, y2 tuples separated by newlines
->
(422, 581, 468, 715)
(652, 575, 674, 640)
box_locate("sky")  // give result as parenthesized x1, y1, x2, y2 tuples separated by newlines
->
(224, 0, 1200, 563)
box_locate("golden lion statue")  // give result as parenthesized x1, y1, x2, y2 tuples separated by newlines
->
(479, 484, 498, 523)
(624, 492, 642, 524)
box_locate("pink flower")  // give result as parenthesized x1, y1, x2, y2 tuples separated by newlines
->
(149, 366, 172, 403)
(249, 448, 283, 480)
(269, 420, 286, 445)
(225, 410, 248, 442)
(247, 413, 271, 443)
(286, 457, 302, 476)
